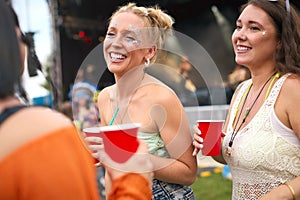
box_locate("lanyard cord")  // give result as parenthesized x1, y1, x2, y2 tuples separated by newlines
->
(228, 72, 279, 148)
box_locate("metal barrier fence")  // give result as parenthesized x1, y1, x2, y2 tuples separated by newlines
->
(184, 105, 229, 128)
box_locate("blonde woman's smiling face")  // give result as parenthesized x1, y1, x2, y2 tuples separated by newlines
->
(103, 12, 150, 78)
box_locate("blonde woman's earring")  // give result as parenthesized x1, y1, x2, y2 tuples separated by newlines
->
(145, 58, 150, 66)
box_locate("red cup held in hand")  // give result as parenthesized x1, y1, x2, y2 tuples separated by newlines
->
(197, 120, 224, 156)
(83, 123, 141, 163)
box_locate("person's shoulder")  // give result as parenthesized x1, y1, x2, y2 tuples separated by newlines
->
(284, 73, 300, 82)
(281, 73, 300, 93)
(144, 81, 180, 107)
(283, 74, 300, 87)
(97, 85, 115, 112)
(0, 106, 76, 160)
(15, 106, 73, 130)
(144, 74, 175, 93)
(98, 85, 114, 102)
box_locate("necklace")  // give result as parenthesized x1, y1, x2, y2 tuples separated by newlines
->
(109, 73, 145, 125)
(225, 72, 279, 156)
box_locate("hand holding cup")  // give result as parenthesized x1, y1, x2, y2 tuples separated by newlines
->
(101, 140, 153, 183)
(193, 120, 224, 156)
(192, 125, 204, 156)
(83, 123, 141, 163)
(84, 135, 104, 160)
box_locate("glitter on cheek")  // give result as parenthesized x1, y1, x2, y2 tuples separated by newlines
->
(125, 40, 141, 50)
(135, 40, 142, 45)
(104, 36, 111, 41)
(126, 43, 134, 48)
(128, 25, 142, 41)
(103, 36, 114, 47)
(125, 25, 143, 48)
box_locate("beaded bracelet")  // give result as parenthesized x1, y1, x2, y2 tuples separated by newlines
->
(284, 183, 295, 200)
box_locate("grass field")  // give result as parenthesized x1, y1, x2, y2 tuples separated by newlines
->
(191, 168, 232, 200)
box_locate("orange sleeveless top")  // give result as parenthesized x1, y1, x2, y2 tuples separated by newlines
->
(0, 126, 100, 199)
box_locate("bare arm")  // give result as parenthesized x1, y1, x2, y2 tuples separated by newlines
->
(260, 175, 300, 200)
(150, 89, 197, 186)
(261, 75, 300, 199)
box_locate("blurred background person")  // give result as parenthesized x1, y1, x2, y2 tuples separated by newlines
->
(71, 82, 99, 130)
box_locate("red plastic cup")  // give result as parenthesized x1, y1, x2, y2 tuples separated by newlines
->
(197, 120, 224, 156)
(83, 123, 141, 163)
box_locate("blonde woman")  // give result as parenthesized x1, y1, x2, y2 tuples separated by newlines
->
(92, 3, 197, 199)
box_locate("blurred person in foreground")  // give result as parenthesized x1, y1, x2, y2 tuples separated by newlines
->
(0, 1, 153, 199)
(7, 4, 28, 103)
(87, 2, 197, 199)
(192, 0, 300, 199)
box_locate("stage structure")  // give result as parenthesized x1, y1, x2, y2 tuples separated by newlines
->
(47, 0, 300, 106)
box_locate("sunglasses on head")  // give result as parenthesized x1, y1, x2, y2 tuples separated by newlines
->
(268, 0, 290, 18)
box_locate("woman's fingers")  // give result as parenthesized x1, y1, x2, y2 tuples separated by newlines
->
(192, 147, 199, 156)
(192, 124, 204, 156)
(84, 136, 103, 144)
(193, 125, 201, 135)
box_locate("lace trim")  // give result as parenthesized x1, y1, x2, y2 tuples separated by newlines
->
(231, 165, 296, 199)
(225, 74, 289, 143)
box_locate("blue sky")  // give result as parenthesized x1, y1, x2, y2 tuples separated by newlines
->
(12, 0, 51, 65)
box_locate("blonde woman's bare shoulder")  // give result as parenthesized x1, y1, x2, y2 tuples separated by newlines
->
(145, 82, 180, 106)
(97, 85, 114, 108)
(98, 85, 113, 97)
(144, 74, 175, 94)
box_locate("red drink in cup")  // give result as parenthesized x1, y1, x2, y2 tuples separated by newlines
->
(83, 123, 141, 163)
(197, 120, 224, 156)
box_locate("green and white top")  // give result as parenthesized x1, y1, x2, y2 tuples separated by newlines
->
(138, 131, 170, 158)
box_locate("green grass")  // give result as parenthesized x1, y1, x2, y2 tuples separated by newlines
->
(191, 171, 232, 200)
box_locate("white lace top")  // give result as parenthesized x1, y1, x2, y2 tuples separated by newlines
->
(223, 74, 300, 200)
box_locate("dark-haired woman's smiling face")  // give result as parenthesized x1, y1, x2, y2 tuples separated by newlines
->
(232, 5, 279, 69)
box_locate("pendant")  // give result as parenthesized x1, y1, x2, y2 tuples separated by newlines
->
(225, 146, 232, 156)
(245, 108, 250, 117)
